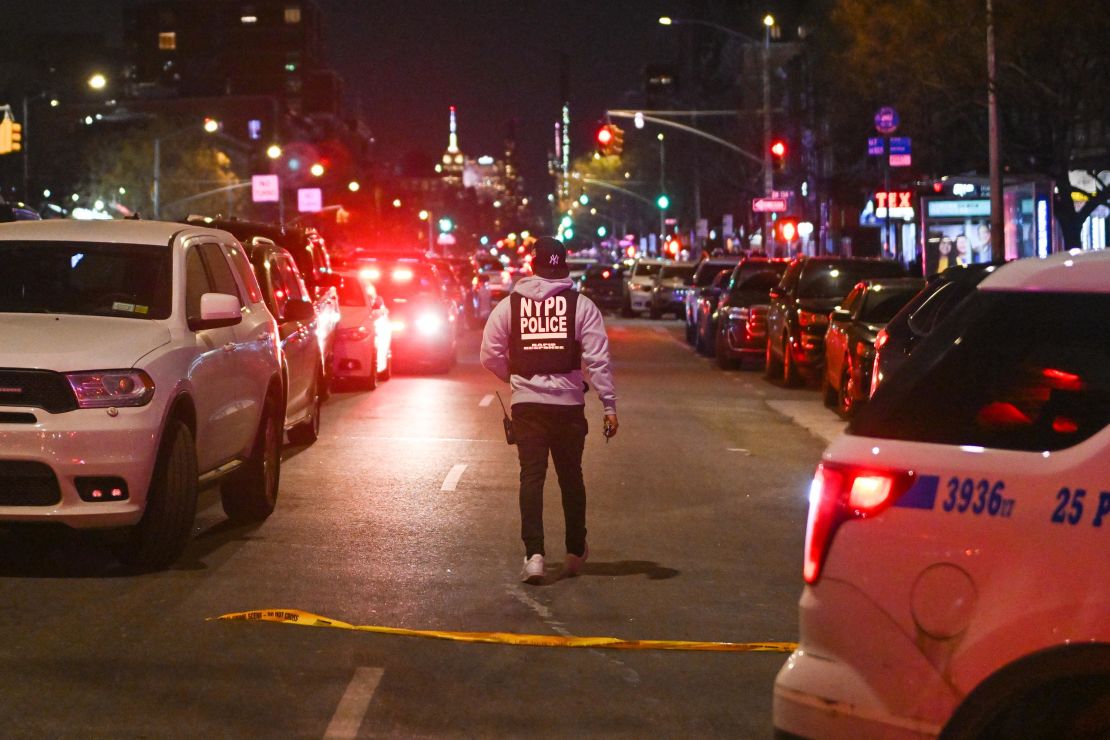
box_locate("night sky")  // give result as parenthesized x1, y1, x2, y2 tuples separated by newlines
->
(21, 0, 783, 198)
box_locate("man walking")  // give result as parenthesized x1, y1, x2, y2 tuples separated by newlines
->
(481, 236, 618, 584)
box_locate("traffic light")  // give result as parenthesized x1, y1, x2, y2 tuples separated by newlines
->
(609, 124, 624, 156)
(9, 121, 21, 152)
(775, 218, 797, 243)
(0, 115, 11, 155)
(596, 125, 613, 154)
(771, 139, 787, 171)
(438, 217, 454, 233)
(656, 194, 670, 210)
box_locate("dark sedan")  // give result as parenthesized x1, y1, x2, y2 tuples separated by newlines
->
(649, 263, 696, 319)
(697, 257, 789, 357)
(577, 263, 626, 311)
(765, 256, 906, 387)
(713, 264, 789, 369)
(822, 277, 924, 416)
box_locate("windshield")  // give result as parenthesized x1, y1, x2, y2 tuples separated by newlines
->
(0, 240, 172, 320)
(658, 265, 695, 282)
(633, 262, 663, 278)
(798, 261, 904, 299)
(694, 260, 739, 287)
(852, 292, 1110, 451)
(731, 270, 782, 296)
(858, 286, 920, 323)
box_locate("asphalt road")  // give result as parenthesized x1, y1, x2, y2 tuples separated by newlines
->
(0, 317, 845, 738)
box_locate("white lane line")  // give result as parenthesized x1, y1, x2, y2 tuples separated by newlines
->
(441, 463, 468, 491)
(479, 394, 494, 407)
(323, 666, 384, 739)
(727, 448, 752, 455)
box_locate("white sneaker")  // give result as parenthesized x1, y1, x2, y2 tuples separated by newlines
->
(562, 543, 589, 578)
(521, 554, 545, 584)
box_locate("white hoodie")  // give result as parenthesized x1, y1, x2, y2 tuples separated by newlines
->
(480, 276, 617, 414)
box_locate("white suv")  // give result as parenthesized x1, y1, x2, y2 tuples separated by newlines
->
(773, 249, 1110, 739)
(0, 220, 284, 570)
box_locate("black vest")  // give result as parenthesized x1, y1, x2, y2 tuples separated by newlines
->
(508, 289, 580, 377)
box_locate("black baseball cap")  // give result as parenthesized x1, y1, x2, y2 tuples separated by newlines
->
(532, 236, 569, 279)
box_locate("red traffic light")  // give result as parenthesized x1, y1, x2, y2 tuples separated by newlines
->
(596, 126, 614, 146)
(770, 140, 786, 158)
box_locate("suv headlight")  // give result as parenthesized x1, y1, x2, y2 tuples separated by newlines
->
(66, 370, 155, 408)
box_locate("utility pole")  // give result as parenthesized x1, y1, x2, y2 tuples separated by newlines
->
(658, 133, 666, 237)
(986, 0, 1004, 261)
(762, 15, 775, 252)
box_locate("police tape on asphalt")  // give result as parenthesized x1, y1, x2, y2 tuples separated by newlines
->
(211, 609, 797, 653)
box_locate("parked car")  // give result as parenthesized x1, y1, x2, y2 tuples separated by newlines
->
(332, 271, 392, 389)
(696, 257, 789, 355)
(359, 259, 457, 372)
(765, 256, 906, 386)
(577, 263, 626, 311)
(649, 262, 696, 319)
(713, 262, 790, 369)
(692, 268, 734, 354)
(567, 257, 597, 283)
(470, 256, 514, 325)
(623, 258, 668, 316)
(244, 237, 326, 444)
(0, 220, 283, 570)
(821, 277, 924, 417)
(684, 255, 743, 343)
(187, 217, 340, 386)
(774, 248, 1110, 740)
(428, 257, 468, 324)
(871, 262, 1003, 396)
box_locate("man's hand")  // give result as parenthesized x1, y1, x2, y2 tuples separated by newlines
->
(603, 414, 618, 439)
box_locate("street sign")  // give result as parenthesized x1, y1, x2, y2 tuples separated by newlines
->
(752, 197, 788, 213)
(867, 137, 884, 156)
(721, 213, 734, 235)
(889, 153, 912, 167)
(696, 219, 708, 238)
(874, 106, 899, 135)
(251, 174, 280, 203)
(297, 187, 322, 213)
(889, 137, 911, 155)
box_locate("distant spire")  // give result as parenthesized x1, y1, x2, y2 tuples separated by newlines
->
(448, 105, 459, 153)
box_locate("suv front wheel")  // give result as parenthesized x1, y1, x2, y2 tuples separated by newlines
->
(115, 419, 198, 571)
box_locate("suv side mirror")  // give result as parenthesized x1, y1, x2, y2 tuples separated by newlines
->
(283, 298, 316, 323)
(189, 292, 242, 331)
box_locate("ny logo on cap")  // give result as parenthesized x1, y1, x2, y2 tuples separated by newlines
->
(549, 255, 560, 265)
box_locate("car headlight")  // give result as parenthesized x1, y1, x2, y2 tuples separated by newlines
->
(66, 370, 155, 408)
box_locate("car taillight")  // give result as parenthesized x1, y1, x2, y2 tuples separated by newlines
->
(803, 463, 916, 584)
(798, 309, 829, 327)
(874, 328, 889, 350)
(338, 325, 371, 342)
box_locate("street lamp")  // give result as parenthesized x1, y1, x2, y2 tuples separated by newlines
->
(87, 73, 107, 91)
(266, 144, 282, 159)
(152, 119, 220, 219)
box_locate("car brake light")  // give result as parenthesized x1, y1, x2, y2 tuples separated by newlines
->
(360, 267, 381, 282)
(798, 309, 829, 327)
(392, 268, 414, 282)
(803, 463, 916, 584)
(874, 328, 889, 350)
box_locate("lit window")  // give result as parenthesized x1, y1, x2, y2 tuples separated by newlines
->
(158, 31, 176, 50)
(284, 5, 301, 23)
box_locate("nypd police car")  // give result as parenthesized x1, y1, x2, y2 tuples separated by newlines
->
(773, 248, 1109, 739)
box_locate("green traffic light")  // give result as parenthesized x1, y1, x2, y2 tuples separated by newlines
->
(438, 217, 454, 233)
(578, 193, 589, 205)
(597, 225, 607, 237)
(656, 194, 670, 210)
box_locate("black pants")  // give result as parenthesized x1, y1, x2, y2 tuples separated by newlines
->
(512, 403, 588, 558)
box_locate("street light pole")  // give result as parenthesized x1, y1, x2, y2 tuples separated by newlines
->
(986, 0, 1004, 260)
(762, 14, 775, 252)
(658, 133, 666, 237)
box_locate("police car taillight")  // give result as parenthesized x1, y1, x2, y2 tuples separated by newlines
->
(803, 463, 916, 584)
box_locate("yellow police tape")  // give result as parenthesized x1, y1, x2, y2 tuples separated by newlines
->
(210, 609, 797, 653)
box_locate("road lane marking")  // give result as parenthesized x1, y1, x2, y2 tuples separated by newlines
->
(479, 394, 494, 407)
(323, 667, 384, 739)
(211, 609, 797, 653)
(441, 464, 467, 491)
(727, 448, 752, 455)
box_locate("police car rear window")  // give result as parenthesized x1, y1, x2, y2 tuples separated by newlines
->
(851, 292, 1110, 451)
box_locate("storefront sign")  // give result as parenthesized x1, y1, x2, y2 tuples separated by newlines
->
(875, 191, 914, 220)
(926, 199, 991, 218)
